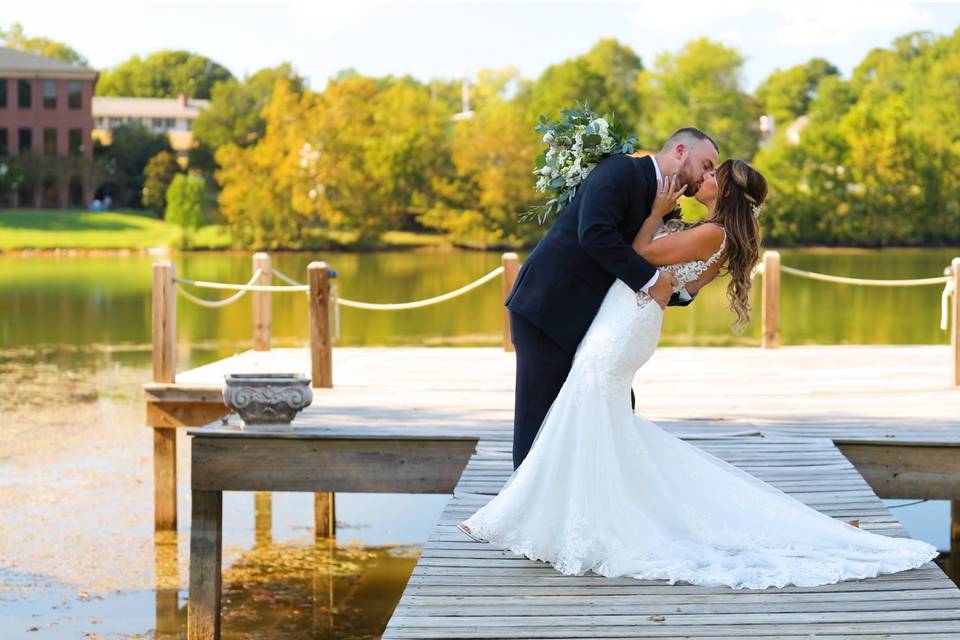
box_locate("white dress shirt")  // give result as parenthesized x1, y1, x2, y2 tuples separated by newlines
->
(644, 155, 692, 302)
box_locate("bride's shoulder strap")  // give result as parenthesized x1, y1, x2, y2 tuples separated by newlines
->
(704, 222, 726, 265)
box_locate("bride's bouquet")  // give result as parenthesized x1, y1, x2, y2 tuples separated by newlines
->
(523, 102, 638, 224)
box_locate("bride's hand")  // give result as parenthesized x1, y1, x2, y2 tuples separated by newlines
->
(652, 174, 687, 218)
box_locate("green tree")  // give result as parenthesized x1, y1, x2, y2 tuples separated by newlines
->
(755, 28, 960, 246)
(637, 38, 759, 158)
(95, 124, 173, 208)
(301, 75, 452, 243)
(419, 74, 542, 248)
(165, 174, 206, 246)
(215, 80, 317, 248)
(193, 63, 306, 152)
(755, 58, 839, 127)
(526, 58, 608, 128)
(0, 23, 88, 66)
(96, 50, 233, 99)
(582, 39, 644, 133)
(142, 151, 181, 216)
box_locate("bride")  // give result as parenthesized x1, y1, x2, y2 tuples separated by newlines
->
(459, 158, 938, 589)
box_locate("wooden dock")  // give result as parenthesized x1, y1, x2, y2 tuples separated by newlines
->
(163, 345, 960, 638)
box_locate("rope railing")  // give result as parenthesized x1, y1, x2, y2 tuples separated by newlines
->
(777, 264, 950, 287)
(173, 269, 266, 308)
(171, 264, 507, 310)
(759, 261, 956, 331)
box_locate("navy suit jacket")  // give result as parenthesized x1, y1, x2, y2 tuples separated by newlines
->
(506, 153, 690, 353)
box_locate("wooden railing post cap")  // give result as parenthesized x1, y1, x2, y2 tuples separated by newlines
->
(308, 262, 337, 279)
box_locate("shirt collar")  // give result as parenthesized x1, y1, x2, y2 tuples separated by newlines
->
(649, 154, 663, 188)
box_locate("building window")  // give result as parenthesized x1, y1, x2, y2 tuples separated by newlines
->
(68, 80, 82, 109)
(165, 118, 175, 128)
(186, 119, 193, 131)
(68, 129, 83, 156)
(42, 176, 58, 208)
(108, 117, 122, 128)
(0, 129, 7, 156)
(18, 128, 32, 154)
(17, 79, 31, 109)
(69, 175, 84, 207)
(17, 177, 33, 207)
(43, 80, 57, 109)
(43, 128, 58, 155)
(0, 79, 6, 108)
(152, 117, 164, 128)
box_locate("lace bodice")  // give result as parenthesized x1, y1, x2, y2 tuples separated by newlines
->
(655, 223, 726, 291)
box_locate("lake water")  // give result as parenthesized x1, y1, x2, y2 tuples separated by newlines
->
(1, 247, 956, 354)
(0, 247, 957, 638)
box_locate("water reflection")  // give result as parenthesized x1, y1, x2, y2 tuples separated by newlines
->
(149, 535, 418, 640)
(1, 248, 956, 353)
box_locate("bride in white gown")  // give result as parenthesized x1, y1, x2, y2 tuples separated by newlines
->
(459, 159, 938, 589)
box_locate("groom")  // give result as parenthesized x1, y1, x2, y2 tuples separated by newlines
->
(506, 127, 720, 469)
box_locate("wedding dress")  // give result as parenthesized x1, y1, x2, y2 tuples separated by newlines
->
(460, 227, 938, 589)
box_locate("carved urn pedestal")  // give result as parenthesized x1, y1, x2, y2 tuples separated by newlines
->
(222, 373, 313, 430)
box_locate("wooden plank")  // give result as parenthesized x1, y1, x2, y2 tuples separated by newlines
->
(191, 436, 476, 493)
(838, 442, 960, 498)
(146, 401, 230, 429)
(187, 490, 222, 640)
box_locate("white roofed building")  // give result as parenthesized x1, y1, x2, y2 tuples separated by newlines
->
(92, 93, 210, 161)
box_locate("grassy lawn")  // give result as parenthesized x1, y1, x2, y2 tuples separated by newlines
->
(0, 209, 452, 251)
(0, 209, 184, 250)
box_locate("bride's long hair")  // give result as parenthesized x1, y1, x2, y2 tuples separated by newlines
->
(665, 159, 765, 331)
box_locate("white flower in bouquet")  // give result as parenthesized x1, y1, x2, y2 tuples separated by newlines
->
(524, 102, 638, 224)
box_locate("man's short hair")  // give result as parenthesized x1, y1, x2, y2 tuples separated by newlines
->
(662, 127, 719, 154)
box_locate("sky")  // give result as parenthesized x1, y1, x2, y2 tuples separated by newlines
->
(2, 1, 959, 91)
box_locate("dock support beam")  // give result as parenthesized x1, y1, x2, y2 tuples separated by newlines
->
(501, 253, 519, 352)
(252, 252, 271, 351)
(308, 262, 333, 389)
(762, 250, 780, 349)
(152, 261, 178, 531)
(315, 491, 336, 540)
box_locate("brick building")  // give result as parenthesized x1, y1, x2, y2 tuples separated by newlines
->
(0, 47, 98, 209)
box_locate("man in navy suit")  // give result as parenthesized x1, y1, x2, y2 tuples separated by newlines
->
(506, 128, 720, 469)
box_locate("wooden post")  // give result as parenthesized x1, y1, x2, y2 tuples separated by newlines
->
(315, 491, 336, 540)
(762, 250, 781, 349)
(152, 261, 178, 531)
(952, 258, 960, 387)
(308, 262, 333, 389)
(501, 253, 519, 352)
(153, 262, 176, 383)
(187, 490, 222, 640)
(252, 252, 271, 351)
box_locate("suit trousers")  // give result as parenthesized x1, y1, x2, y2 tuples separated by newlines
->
(509, 309, 637, 470)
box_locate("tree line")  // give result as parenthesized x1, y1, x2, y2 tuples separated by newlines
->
(3, 23, 959, 248)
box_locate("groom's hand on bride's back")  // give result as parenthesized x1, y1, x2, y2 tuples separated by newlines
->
(648, 270, 677, 309)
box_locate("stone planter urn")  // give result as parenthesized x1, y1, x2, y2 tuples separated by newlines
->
(223, 373, 313, 429)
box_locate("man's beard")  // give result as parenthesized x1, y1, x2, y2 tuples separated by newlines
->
(678, 159, 701, 196)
